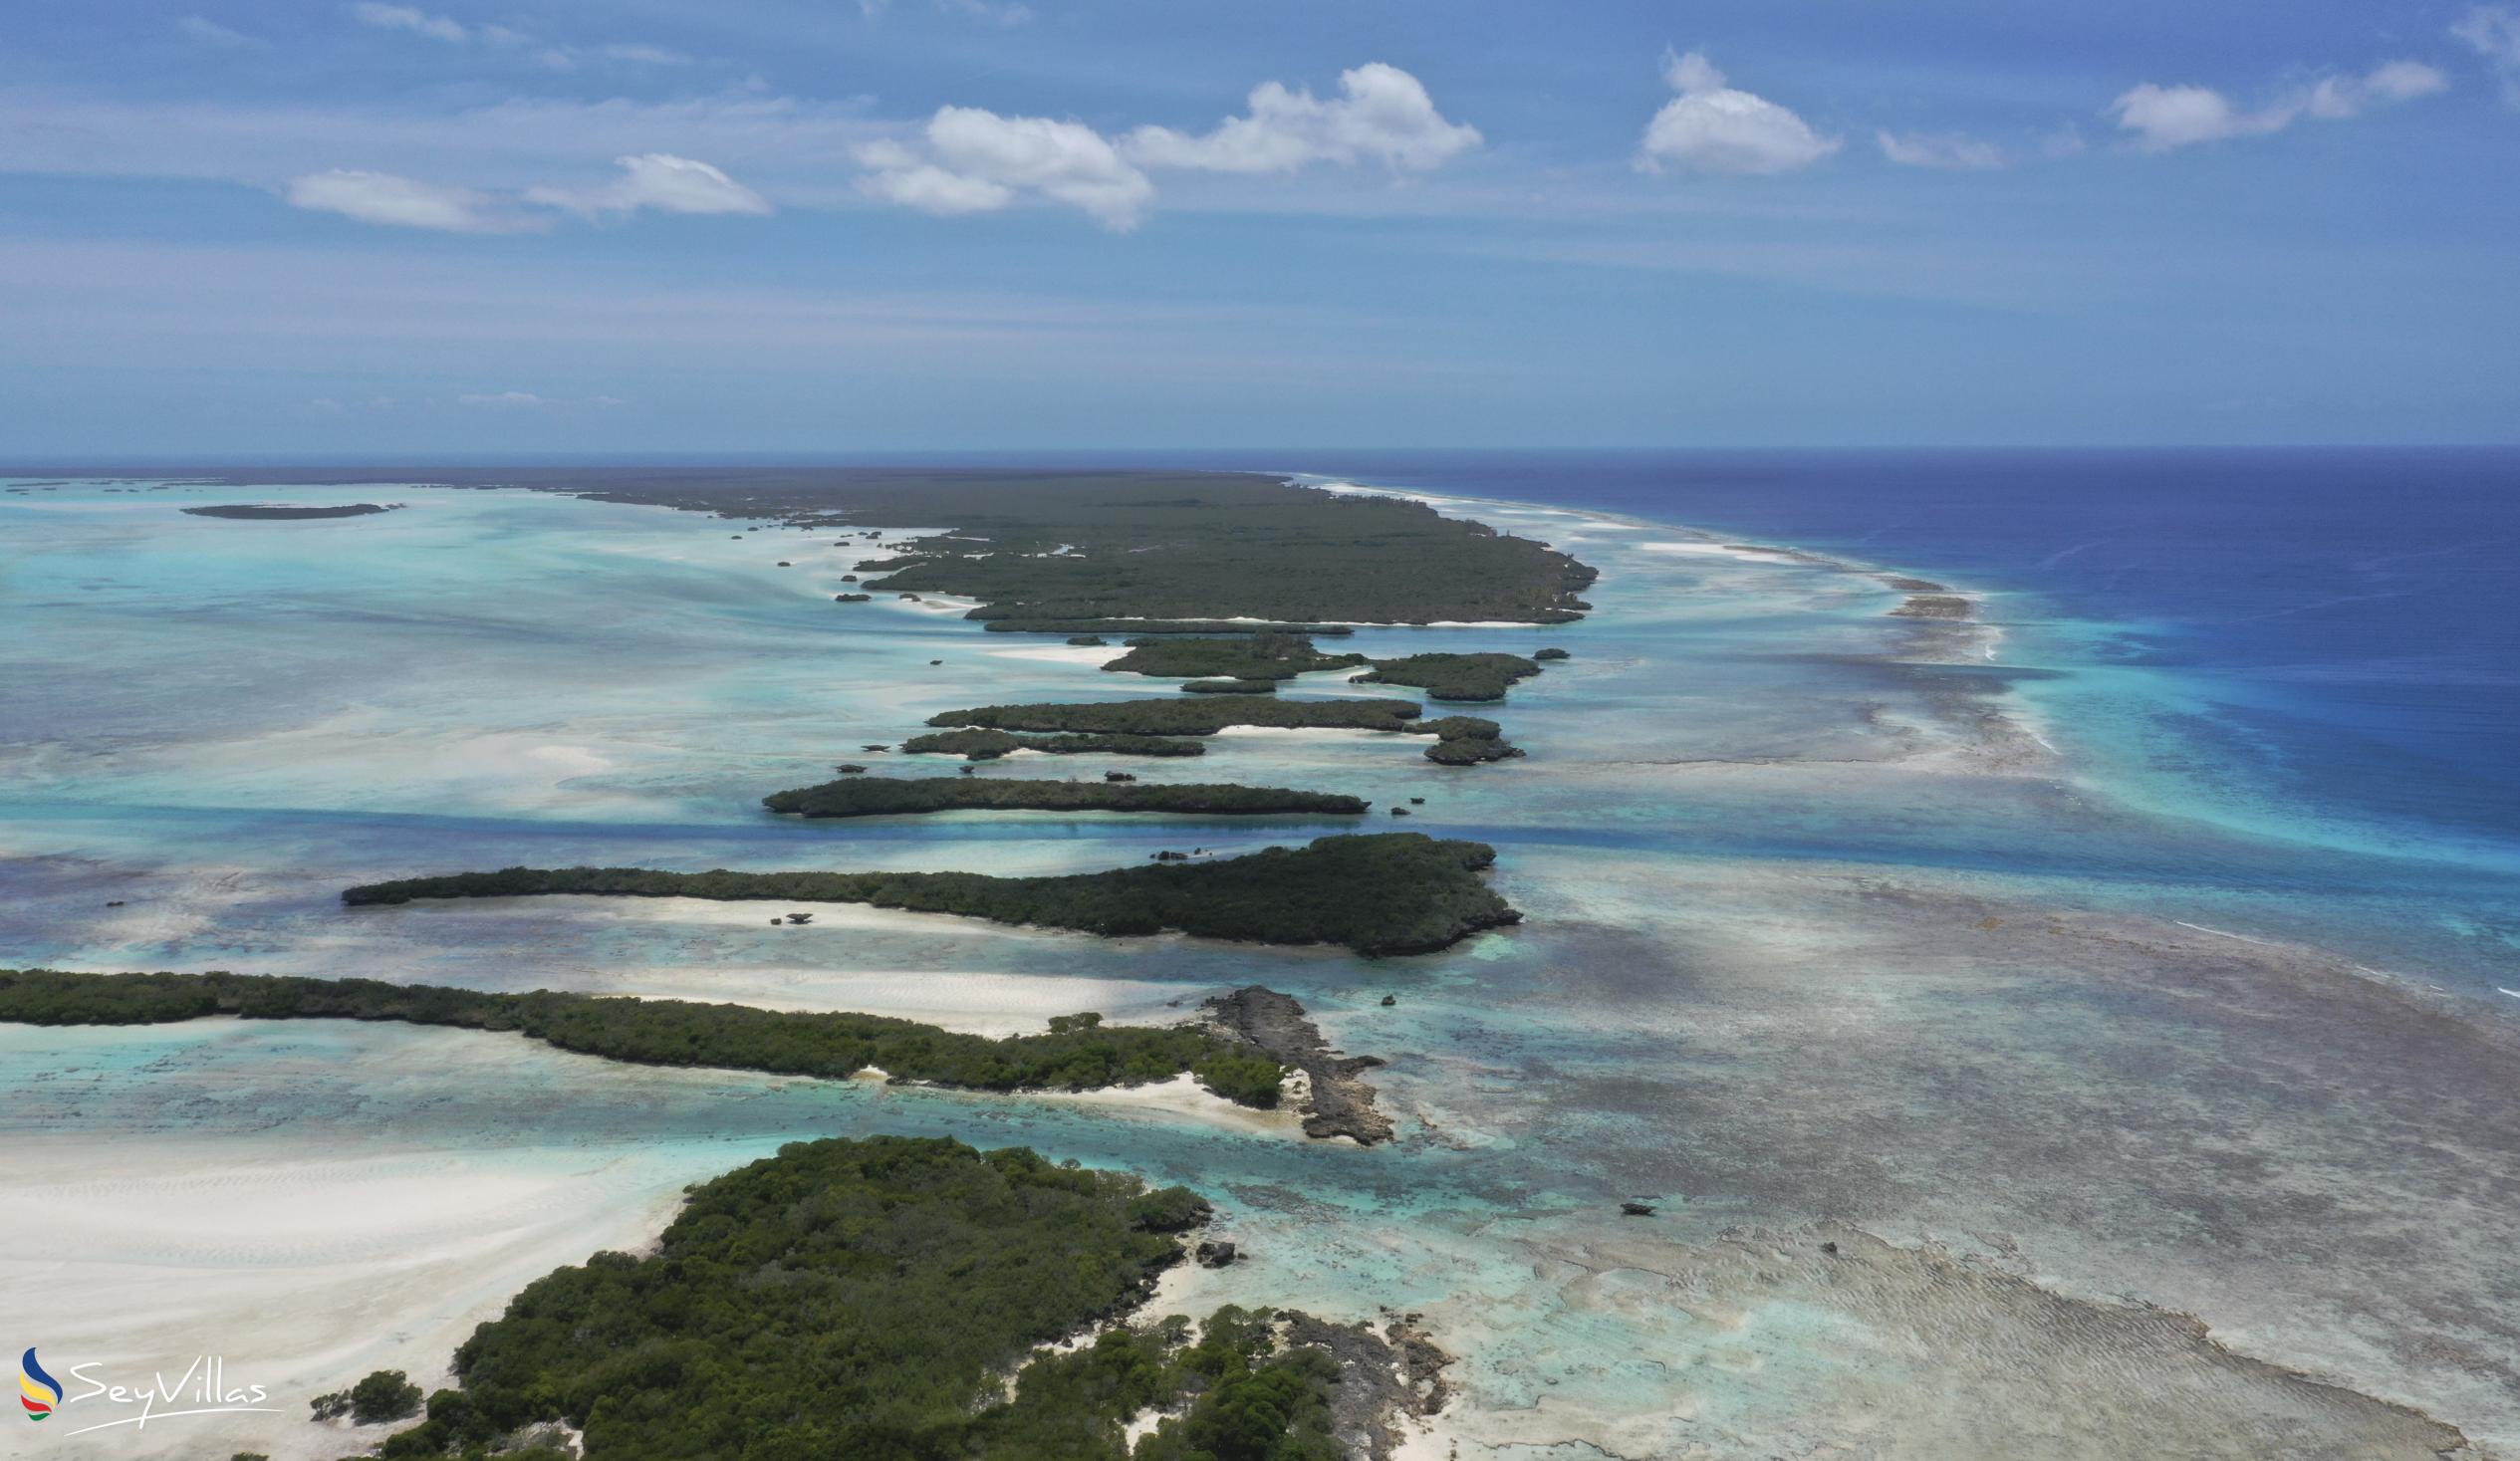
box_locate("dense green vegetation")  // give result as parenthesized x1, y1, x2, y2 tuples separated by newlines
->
(258, 468, 1595, 624)
(1357, 651, 1543, 702)
(932, 695, 1425, 736)
(365, 1135, 1356, 1460)
(309, 1371, 423, 1425)
(1105, 633, 1365, 682)
(989, 618, 1354, 637)
(336, 832, 1512, 956)
(900, 729, 1206, 760)
(0, 968, 1278, 1101)
(184, 502, 398, 520)
(1421, 715, 1524, 765)
(761, 777, 1366, 819)
(1182, 678, 1280, 694)
(1533, 646, 1570, 660)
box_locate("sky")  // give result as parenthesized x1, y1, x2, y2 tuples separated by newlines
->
(3, 1, 2517, 455)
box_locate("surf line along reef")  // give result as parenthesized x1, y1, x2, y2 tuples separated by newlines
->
(125, 467, 1592, 1456)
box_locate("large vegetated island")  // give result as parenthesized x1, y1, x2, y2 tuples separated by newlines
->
(0, 967, 1289, 1106)
(359, 1134, 1445, 1460)
(760, 777, 1367, 819)
(172, 467, 1600, 630)
(342, 833, 1518, 957)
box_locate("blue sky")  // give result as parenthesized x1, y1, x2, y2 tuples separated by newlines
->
(3, 1, 2516, 454)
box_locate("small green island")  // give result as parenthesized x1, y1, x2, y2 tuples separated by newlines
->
(1355, 651, 1544, 702)
(362, 1134, 1444, 1460)
(761, 777, 1367, 820)
(341, 833, 1516, 956)
(0, 967, 1288, 1105)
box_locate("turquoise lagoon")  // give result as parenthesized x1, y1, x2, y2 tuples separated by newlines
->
(1, 472, 2513, 1460)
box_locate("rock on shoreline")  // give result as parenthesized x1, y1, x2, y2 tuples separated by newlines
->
(1204, 985, 1394, 1144)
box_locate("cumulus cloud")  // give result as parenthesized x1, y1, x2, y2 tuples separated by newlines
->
(1876, 129, 2008, 170)
(855, 64, 1476, 228)
(1637, 51, 1838, 176)
(2453, 6, 2520, 102)
(525, 153, 772, 217)
(1124, 63, 1479, 174)
(286, 168, 511, 231)
(2107, 60, 2447, 150)
(350, 2, 466, 43)
(857, 108, 1153, 228)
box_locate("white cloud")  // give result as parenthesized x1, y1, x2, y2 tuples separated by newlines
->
(1876, 129, 2008, 170)
(525, 153, 772, 217)
(857, 156, 1015, 215)
(458, 390, 546, 407)
(177, 16, 265, 48)
(2108, 61, 2447, 150)
(1638, 51, 1839, 176)
(2452, 6, 2520, 103)
(935, 0, 1032, 23)
(1125, 63, 1479, 174)
(351, 3, 466, 44)
(286, 168, 513, 231)
(858, 108, 1152, 228)
(600, 43, 690, 66)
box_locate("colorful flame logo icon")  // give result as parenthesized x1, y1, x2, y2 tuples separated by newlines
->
(20, 1347, 62, 1421)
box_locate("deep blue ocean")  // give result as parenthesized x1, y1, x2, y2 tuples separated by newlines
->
(1207, 448, 2520, 861)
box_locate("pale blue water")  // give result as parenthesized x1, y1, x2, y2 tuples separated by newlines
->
(4, 459, 2516, 1458)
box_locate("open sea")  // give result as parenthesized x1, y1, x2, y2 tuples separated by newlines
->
(2, 448, 2515, 1460)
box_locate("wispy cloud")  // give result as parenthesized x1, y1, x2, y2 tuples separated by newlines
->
(524, 153, 772, 217)
(458, 390, 546, 407)
(290, 154, 772, 231)
(1876, 129, 2008, 170)
(1637, 51, 1839, 176)
(350, 2, 466, 44)
(2454, 6, 2520, 104)
(287, 169, 520, 231)
(177, 15, 266, 48)
(2107, 60, 2447, 150)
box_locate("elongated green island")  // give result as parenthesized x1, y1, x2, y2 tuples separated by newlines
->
(900, 728, 1207, 760)
(1106, 631, 1367, 682)
(364, 1135, 1442, 1460)
(931, 696, 1525, 766)
(933, 695, 1425, 735)
(761, 776, 1367, 819)
(0, 968, 1288, 1105)
(341, 833, 1516, 956)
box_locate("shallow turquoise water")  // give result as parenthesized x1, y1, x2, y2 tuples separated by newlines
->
(4, 473, 2514, 1459)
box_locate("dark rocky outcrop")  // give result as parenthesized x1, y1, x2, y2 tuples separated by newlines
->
(1204, 986, 1393, 1144)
